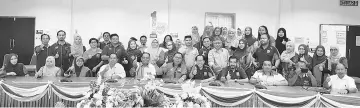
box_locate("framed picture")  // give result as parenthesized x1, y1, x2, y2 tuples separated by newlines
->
(150, 33, 157, 38)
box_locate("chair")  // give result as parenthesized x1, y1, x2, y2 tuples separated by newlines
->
(0, 54, 10, 77)
(351, 77, 360, 91)
(25, 53, 37, 76)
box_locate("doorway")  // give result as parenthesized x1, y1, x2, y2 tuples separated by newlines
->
(347, 26, 360, 77)
(0, 17, 35, 66)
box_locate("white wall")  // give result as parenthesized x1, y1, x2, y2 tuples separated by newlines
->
(280, 0, 360, 48)
(169, 0, 280, 39)
(1, 0, 360, 50)
(72, 0, 168, 48)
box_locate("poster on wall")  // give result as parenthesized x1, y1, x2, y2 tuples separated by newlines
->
(321, 31, 327, 37)
(336, 31, 346, 38)
(356, 36, 360, 46)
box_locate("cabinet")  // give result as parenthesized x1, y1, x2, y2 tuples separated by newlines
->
(0, 17, 35, 66)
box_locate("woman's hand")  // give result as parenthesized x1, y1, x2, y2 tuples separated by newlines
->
(92, 66, 98, 72)
(6, 72, 17, 76)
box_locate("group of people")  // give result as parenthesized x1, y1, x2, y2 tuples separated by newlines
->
(0, 25, 357, 95)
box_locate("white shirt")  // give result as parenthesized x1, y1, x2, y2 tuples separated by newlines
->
(252, 70, 288, 86)
(136, 62, 156, 80)
(98, 63, 126, 79)
(328, 75, 356, 91)
(178, 46, 199, 69)
(208, 48, 229, 68)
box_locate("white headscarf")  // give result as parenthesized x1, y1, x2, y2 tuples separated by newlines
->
(280, 41, 296, 61)
(42, 56, 60, 76)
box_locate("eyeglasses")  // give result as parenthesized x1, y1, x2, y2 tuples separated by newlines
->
(330, 49, 338, 51)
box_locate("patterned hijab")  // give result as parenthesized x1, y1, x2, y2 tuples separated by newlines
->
(312, 45, 327, 67)
(71, 35, 84, 57)
(280, 41, 296, 60)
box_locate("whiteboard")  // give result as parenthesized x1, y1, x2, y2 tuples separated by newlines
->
(320, 25, 347, 57)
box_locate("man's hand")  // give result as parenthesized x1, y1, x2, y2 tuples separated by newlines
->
(55, 53, 60, 58)
(319, 65, 324, 71)
(338, 89, 348, 94)
(122, 58, 128, 64)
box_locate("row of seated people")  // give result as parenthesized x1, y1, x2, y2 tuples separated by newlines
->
(0, 51, 357, 95)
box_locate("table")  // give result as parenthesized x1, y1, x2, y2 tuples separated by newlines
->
(1, 76, 360, 107)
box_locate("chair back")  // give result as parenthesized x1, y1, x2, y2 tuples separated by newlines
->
(29, 53, 37, 65)
(1, 54, 11, 69)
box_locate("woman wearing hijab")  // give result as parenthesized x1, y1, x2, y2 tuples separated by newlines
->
(127, 40, 142, 63)
(243, 27, 258, 54)
(233, 39, 253, 77)
(221, 27, 228, 39)
(64, 57, 91, 77)
(159, 35, 173, 49)
(191, 26, 201, 44)
(71, 35, 86, 58)
(145, 39, 165, 67)
(83, 38, 103, 76)
(35, 56, 62, 77)
(280, 41, 298, 79)
(258, 25, 275, 47)
(164, 41, 178, 64)
(211, 27, 225, 42)
(225, 28, 240, 53)
(312, 45, 328, 86)
(237, 28, 242, 38)
(202, 25, 213, 38)
(2, 54, 27, 76)
(275, 28, 290, 54)
(327, 45, 348, 75)
(126, 40, 142, 77)
(294, 44, 313, 71)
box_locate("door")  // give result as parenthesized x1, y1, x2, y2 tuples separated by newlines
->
(346, 26, 360, 77)
(0, 18, 13, 66)
(12, 18, 35, 65)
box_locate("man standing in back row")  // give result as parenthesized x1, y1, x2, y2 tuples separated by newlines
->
(50, 30, 72, 75)
(101, 34, 132, 77)
(34, 34, 51, 71)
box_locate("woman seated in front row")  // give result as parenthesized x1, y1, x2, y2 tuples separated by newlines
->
(35, 56, 62, 77)
(189, 55, 215, 83)
(157, 52, 187, 83)
(250, 61, 288, 86)
(64, 57, 92, 77)
(2, 53, 28, 76)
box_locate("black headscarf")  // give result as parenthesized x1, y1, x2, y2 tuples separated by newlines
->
(275, 28, 289, 54)
(4, 54, 25, 76)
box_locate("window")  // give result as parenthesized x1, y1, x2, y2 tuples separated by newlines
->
(205, 12, 236, 29)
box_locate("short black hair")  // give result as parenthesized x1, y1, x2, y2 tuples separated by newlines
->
(110, 34, 119, 39)
(260, 34, 270, 40)
(103, 32, 110, 37)
(89, 38, 99, 44)
(142, 52, 150, 58)
(130, 37, 137, 41)
(228, 56, 237, 61)
(41, 34, 50, 40)
(202, 37, 210, 41)
(57, 30, 66, 36)
(184, 35, 192, 40)
(195, 55, 204, 61)
(140, 35, 147, 40)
